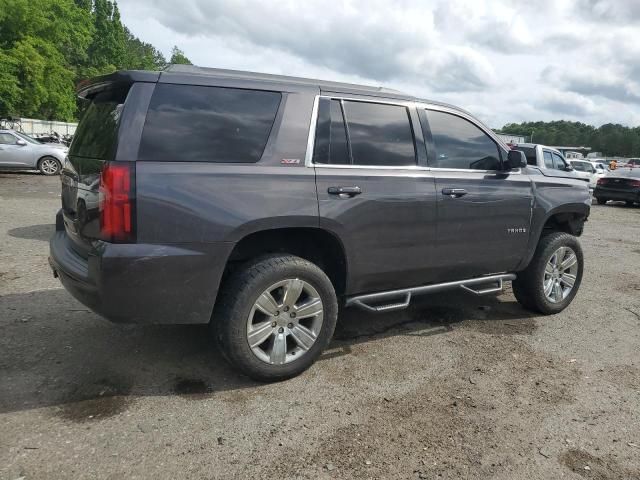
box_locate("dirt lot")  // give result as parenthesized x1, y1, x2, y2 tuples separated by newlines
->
(1, 172, 639, 480)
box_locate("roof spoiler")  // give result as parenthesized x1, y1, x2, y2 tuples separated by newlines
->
(76, 70, 160, 99)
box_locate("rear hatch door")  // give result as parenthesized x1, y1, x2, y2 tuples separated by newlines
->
(60, 85, 131, 258)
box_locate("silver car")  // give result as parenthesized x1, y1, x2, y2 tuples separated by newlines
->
(0, 129, 68, 175)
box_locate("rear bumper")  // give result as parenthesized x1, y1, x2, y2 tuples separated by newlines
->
(49, 214, 233, 324)
(594, 187, 639, 202)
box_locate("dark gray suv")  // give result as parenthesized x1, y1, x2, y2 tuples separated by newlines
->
(50, 65, 590, 381)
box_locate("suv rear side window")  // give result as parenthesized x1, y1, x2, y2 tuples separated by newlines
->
(70, 86, 129, 161)
(343, 100, 416, 167)
(313, 99, 350, 165)
(543, 151, 554, 168)
(425, 110, 501, 170)
(313, 99, 416, 167)
(139, 84, 281, 163)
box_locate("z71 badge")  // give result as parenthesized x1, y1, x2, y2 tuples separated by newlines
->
(507, 227, 527, 234)
(281, 158, 301, 164)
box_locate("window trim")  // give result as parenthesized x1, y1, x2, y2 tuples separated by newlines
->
(305, 95, 517, 174)
(305, 95, 424, 170)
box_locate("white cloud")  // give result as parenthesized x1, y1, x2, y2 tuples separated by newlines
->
(118, 0, 639, 127)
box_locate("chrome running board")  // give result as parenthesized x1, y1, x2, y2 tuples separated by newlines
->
(346, 273, 517, 313)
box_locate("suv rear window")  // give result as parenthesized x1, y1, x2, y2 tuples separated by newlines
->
(70, 86, 129, 161)
(139, 84, 281, 163)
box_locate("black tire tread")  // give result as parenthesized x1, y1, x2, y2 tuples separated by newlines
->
(512, 232, 583, 315)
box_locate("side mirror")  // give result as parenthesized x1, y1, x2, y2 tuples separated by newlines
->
(16, 139, 27, 146)
(506, 150, 527, 170)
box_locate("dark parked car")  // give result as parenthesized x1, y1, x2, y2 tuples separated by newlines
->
(594, 168, 640, 206)
(49, 66, 591, 381)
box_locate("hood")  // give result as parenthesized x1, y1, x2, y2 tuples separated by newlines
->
(40, 142, 68, 150)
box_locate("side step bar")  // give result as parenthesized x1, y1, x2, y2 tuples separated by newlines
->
(345, 273, 517, 313)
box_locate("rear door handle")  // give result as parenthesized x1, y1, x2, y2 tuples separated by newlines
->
(328, 186, 362, 197)
(441, 188, 468, 198)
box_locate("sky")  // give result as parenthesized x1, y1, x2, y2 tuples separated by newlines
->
(118, 0, 640, 129)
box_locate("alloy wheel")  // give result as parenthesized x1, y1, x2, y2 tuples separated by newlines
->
(543, 246, 579, 303)
(246, 278, 324, 365)
(41, 158, 59, 175)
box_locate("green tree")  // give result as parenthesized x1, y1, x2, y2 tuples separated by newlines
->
(0, 0, 93, 120)
(498, 121, 640, 157)
(123, 27, 166, 70)
(84, 0, 126, 76)
(169, 46, 192, 65)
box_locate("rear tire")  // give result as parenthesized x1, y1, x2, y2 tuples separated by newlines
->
(38, 156, 60, 176)
(512, 232, 583, 315)
(212, 255, 338, 382)
(596, 197, 607, 205)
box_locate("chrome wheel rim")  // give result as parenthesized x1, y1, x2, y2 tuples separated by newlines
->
(246, 278, 324, 365)
(41, 158, 58, 174)
(543, 246, 578, 303)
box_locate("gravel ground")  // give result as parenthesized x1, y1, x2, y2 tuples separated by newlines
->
(1, 172, 639, 480)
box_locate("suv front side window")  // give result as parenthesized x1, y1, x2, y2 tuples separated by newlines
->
(425, 110, 501, 170)
(543, 151, 554, 169)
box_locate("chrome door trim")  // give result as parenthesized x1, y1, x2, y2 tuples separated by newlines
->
(304, 94, 522, 175)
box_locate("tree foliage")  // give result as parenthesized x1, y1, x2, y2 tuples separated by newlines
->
(498, 121, 640, 157)
(0, 0, 186, 120)
(169, 46, 192, 65)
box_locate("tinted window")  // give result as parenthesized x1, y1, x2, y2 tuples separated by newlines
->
(552, 153, 566, 170)
(139, 84, 281, 163)
(313, 99, 350, 165)
(0, 133, 15, 144)
(543, 151, 554, 168)
(70, 87, 129, 160)
(425, 110, 501, 170)
(342, 101, 416, 166)
(518, 146, 537, 165)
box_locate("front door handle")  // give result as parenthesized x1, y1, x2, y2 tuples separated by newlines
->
(328, 186, 362, 197)
(441, 187, 468, 198)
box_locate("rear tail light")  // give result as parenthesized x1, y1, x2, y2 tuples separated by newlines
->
(630, 180, 640, 187)
(597, 178, 606, 185)
(99, 162, 135, 242)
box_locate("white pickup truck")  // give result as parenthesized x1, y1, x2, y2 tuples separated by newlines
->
(515, 143, 587, 184)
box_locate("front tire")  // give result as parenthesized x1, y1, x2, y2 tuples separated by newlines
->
(38, 156, 60, 176)
(512, 232, 584, 315)
(212, 255, 338, 382)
